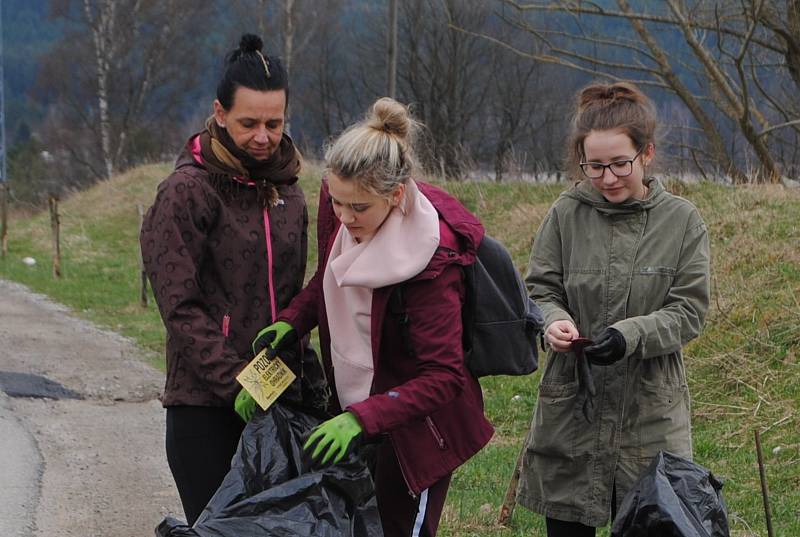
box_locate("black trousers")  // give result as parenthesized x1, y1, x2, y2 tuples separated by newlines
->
(165, 406, 245, 525)
(545, 485, 617, 537)
(374, 441, 451, 537)
(546, 518, 596, 537)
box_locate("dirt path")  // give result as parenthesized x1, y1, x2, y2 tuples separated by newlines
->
(0, 279, 183, 537)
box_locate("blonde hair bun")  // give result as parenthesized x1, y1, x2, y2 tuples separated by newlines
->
(325, 97, 420, 197)
(367, 97, 414, 140)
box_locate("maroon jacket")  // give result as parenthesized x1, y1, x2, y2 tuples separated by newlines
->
(279, 180, 494, 495)
(141, 136, 309, 407)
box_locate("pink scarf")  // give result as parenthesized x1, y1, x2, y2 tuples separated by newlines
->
(322, 180, 440, 408)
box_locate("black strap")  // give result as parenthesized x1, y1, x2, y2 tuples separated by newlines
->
(390, 285, 417, 359)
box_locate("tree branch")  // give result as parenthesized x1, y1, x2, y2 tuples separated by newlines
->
(502, 0, 783, 53)
(446, 20, 669, 88)
(758, 119, 800, 138)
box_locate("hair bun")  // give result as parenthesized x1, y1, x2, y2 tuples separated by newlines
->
(578, 82, 644, 110)
(367, 97, 413, 139)
(239, 34, 264, 54)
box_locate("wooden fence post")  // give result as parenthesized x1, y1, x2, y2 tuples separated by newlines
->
(498, 442, 526, 526)
(138, 203, 148, 307)
(49, 195, 61, 278)
(755, 429, 775, 537)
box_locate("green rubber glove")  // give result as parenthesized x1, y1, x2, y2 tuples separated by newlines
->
(251, 320, 296, 356)
(303, 412, 364, 465)
(234, 388, 258, 422)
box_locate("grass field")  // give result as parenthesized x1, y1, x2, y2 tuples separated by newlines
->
(1, 163, 798, 536)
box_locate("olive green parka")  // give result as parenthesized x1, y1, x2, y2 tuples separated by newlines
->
(518, 178, 710, 527)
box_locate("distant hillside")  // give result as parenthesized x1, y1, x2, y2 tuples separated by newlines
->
(1, 163, 798, 536)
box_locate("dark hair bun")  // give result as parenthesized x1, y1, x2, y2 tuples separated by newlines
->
(239, 34, 264, 54)
(578, 82, 645, 111)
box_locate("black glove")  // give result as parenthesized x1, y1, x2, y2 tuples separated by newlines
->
(571, 337, 596, 423)
(584, 328, 626, 366)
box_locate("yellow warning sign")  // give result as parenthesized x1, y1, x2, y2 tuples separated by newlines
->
(236, 348, 296, 411)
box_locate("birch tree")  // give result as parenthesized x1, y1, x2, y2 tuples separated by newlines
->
(42, 0, 211, 185)
(82, 0, 116, 180)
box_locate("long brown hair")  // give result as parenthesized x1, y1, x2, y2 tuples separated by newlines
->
(566, 82, 657, 179)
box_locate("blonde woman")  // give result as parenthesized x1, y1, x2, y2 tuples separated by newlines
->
(253, 98, 494, 536)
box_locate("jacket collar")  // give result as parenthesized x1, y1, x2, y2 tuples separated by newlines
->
(566, 177, 666, 215)
(410, 181, 484, 281)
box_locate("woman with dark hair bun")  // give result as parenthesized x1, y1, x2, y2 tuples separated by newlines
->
(140, 33, 320, 525)
(517, 82, 711, 536)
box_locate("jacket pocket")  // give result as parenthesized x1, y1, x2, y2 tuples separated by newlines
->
(528, 379, 579, 458)
(221, 313, 230, 338)
(631, 379, 691, 458)
(628, 266, 676, 316)
(425, 416, 447, 450)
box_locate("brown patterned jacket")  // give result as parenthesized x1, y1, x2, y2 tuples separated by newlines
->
(140, 136, 310, 407)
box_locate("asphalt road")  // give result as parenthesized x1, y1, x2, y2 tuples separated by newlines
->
(0, 278, 182, 536)
(0, 390, 40, 537)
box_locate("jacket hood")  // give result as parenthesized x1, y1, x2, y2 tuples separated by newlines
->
(564, 177, 666, 215)
(173, 133, 259, 190)
(174, 134, 203, 172)
(417, 181, 484, 262)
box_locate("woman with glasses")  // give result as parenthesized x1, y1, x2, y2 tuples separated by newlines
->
(517, 82, 710, 537)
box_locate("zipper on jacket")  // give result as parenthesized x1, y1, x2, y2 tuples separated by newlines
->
(221, 313, 230, 338)
(425, 416, 447, 450)
(388, 433, 418, 499)
(262, 208, 278, 321)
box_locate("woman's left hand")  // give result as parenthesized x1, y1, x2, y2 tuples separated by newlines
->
(303, 412, 364, 465)
(584, 327, 626, 365)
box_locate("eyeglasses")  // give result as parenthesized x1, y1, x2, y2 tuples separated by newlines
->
(579, 147, 644, 179)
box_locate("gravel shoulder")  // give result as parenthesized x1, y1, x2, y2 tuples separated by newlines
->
(0, 279, 183, 537)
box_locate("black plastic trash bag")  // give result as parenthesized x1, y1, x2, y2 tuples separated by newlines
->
(611, 451, 730, 537)
(156, 403, 382, 537)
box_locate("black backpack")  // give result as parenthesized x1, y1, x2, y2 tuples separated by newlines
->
(391, 234, 543, 377)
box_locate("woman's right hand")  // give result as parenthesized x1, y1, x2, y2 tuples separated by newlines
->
(545, 320, 580, 352)
(251, 320, 297, 356)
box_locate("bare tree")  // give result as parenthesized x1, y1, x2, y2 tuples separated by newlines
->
(387, 0, 398, 97)
(42, 0, 211, 186)
(486, 0, 800, 183)
(663, 0, 779, 181)
(758, 1, 800, 90)
(618, 0, 747, 182)
(294, 0, 369, 142)
(82, 0, 115, 180)
(398, 0, 496, 180)
(283, 0, 295, 132)
(486, 40, 569, 182)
